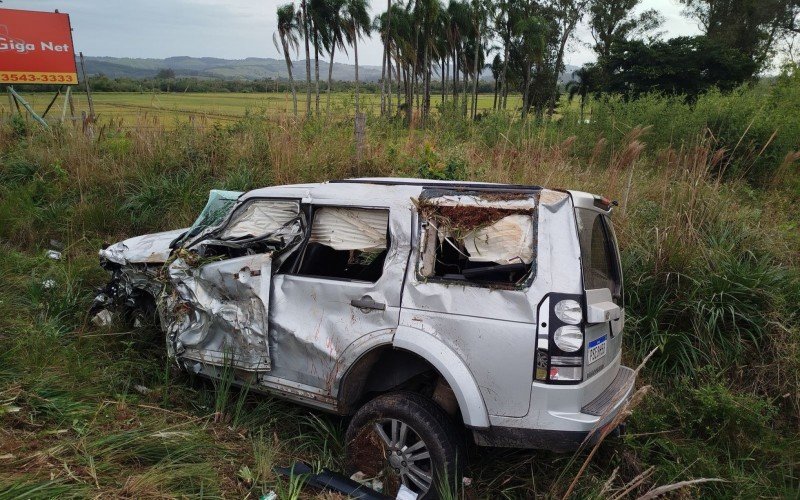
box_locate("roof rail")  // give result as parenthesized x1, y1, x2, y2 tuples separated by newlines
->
(330, 179, 543, 192)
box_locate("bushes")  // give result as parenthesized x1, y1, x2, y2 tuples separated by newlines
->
(560, 74, 800, 185)
(627, 373, 792, 498)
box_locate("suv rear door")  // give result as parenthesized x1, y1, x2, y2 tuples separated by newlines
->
(574, 207, 624, 379)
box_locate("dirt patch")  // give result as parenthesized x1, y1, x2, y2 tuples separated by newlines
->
(348, 425, 387, 477)
(347, 424, 406, 497)
(418, 200, 534, 234)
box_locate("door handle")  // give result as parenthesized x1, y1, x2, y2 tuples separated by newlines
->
(351, 296, 386, 311)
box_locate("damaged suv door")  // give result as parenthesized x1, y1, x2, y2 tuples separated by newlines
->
(268, 204, 405, 394)
(162, 198, 304, 373)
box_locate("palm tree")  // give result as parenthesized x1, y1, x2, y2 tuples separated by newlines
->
(390, 3, 413, 121)
(326, 0, 348, 115)
(490, 52, 502, 109)
(415, 0, 440, 125)
(566, 64, 598, 123)
(446, 1, 470, 112)
(494, 0, 512, 109)
(343, 0, 371, 115)
(374, 0, 395, 117)
(301, 0, 313, 117)
(274, 3, 301, 116)
(309, 0, 332, 115)
(372, 8, 392, 116)
(470, 0, 491, 120)
(385, 0, 393, 116)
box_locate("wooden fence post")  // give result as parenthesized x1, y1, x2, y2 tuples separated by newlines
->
(354, 112, 366, 168)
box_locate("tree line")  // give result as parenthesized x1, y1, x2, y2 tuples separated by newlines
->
(274, 0, 799, 124)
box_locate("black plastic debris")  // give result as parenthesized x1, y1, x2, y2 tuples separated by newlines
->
(273, 461, 391, 500)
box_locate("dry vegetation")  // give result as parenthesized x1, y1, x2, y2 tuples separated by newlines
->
(1, 74, 799, 498)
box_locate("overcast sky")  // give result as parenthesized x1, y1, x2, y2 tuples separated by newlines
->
(1, 0, 702, 67)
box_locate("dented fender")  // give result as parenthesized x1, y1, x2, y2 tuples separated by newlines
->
(393, 324, 490, 429)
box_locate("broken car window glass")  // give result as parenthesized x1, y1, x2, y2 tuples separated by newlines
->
(417, 194, 537, 285)
(299, 207, 389, 282)
(219, 199, 301, 240)
(172, 189, 242, 248)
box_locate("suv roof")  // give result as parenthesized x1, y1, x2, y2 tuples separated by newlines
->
(238, 178, 608, 213)
(333, 177, 543, 192)
(241, 177, 550, 205)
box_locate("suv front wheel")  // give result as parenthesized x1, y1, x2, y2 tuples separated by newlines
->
(345, 392, 463, 499)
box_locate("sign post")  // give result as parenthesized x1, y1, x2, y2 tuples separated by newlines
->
(1, 8, 79, 127)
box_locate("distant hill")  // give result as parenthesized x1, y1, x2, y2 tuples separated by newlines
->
(81, 56, 385, 82)
(81, 55, 580, 83)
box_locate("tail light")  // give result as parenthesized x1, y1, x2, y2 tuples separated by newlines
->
(535, 293, 585, 384)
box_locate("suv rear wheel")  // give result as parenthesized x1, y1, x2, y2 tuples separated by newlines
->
(345, 392, 463, 499)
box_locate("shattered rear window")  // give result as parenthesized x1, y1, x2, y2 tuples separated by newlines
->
(417, 192, 537, 286)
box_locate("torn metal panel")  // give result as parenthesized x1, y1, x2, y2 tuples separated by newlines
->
(162, 254, 272, 372)
(99, 228, 187, 265)
(219, 199, 300, 240)
(309, 207, 389, 251)
(90, 261, 164, 322)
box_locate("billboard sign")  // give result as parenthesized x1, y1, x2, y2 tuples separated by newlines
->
(0, 8, 78, 85)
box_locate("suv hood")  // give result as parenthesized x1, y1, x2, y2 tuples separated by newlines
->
(99, 228, 187, 266)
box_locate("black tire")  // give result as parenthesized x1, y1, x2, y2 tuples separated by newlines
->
(345, 391, 464, 499)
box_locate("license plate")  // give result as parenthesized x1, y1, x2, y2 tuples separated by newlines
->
(587, 335, 607, 364)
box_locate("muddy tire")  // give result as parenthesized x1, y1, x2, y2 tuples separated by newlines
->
(345, 391, 464, 499)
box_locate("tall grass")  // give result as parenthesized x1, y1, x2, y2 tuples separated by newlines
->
(1, 75, 798, 497)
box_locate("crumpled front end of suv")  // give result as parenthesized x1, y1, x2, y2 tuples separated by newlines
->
(91, 190, 241, 325)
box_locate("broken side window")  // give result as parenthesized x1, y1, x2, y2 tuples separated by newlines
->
(297, 207, 389, 282)
(417, 193, 537, 286)
(172, 189, 242, 248)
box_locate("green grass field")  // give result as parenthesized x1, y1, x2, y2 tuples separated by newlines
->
(2, 91, 525, 126)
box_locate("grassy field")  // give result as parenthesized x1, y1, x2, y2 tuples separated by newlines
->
(1, 91, 525, 126)
(0, 75, 799, 498)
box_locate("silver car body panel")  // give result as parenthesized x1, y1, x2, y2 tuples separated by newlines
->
(99, 228, 187, 265)
(163, 254, 273, 371)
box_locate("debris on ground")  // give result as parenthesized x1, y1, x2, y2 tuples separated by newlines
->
(351, 470, 385, 494)
(395, 484, 417, 500)
(91, 309, 113, 327)
(46, 249, 62, 260)
(274, 461, 390, 500)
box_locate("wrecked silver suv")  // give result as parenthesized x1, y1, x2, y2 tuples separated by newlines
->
(95, 178, 635, 498)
